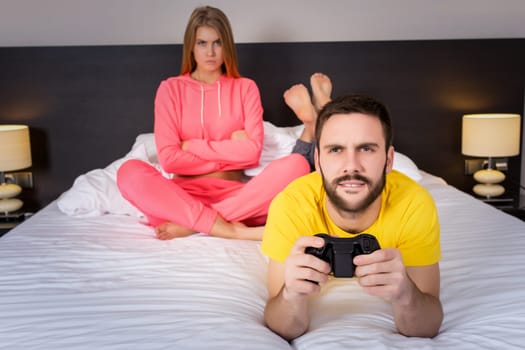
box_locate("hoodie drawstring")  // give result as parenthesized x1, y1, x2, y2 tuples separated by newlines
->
(217, 81, 222, 118)
(199, 80, 222, 136)
(199, 85, 205, 131)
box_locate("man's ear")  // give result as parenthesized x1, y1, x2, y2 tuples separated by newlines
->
(386, 146, 395, 173)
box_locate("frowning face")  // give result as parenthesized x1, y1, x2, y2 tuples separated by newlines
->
(315, 113, 394, 215)
(192, 26, 224, 76)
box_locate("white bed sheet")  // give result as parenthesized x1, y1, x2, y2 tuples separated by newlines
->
(296, 176, 525, 349)
(1, 172, 525, 349)
(0, 207, 289, 350)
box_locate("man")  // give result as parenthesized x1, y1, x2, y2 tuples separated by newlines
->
(261, 94, 443, 341)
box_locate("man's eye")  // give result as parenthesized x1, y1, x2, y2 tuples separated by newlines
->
(328, 147, 341, 153)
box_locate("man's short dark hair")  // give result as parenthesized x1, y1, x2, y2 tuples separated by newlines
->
(315, 94, 393, 151)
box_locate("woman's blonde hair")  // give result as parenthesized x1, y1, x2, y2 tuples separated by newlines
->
(180, 6, 240, 78)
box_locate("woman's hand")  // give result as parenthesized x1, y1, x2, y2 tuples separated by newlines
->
(230, 129, 248, 140)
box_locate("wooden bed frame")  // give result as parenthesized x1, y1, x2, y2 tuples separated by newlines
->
(0, 39, 523, 209)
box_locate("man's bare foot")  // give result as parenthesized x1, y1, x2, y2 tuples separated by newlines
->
(310, 73, 332, 112)
(283, 84, 317, 125)
(155, 222, 196, 240)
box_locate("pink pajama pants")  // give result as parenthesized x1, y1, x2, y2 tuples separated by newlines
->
(117, 154, 310, 233)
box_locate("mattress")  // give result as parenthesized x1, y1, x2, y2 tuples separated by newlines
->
(1, 172, 524, 349)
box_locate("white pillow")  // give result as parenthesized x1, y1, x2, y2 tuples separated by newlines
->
(57, 144, 150, 218)
(244, 122, 303, 176)
(57, 122, 422, 218)
(131, 132, 158, 164)
(392, 151, 423, 182)
(246, 122, 423, 182)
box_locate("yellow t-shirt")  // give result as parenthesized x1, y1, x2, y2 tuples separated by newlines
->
(260, 170, 440, 267)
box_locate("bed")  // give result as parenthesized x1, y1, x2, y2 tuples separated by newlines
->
(1, 123, 524, 350)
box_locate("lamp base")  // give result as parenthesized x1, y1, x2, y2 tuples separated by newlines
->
(472, 169, 506, 199)
(0, 183, 22, 199)
(0, 183, 24, 213)
(473, 183, 505, 198)
(0, 198, 23, 213)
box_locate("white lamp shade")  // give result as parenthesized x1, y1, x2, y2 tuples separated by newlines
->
(461, 114, 521, 157)
(0, 125, 32, 172)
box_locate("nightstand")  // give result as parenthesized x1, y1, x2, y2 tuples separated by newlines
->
(480, 197, 516, 210)
(0, 222, 17, 236)
(501, 208, 525, 222)
(0, 212, 34, 237)
(478, 196, 525, 222)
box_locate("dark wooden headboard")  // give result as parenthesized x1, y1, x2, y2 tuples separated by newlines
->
(1, 39, 524, 208)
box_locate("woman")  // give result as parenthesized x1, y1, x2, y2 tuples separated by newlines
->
(117, 6, 309, 240)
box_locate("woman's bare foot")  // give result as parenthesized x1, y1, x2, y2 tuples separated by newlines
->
(155, 222, 196, 240)
(154, 217, 264, 241)
(310, 73, 332, 112)
(283, 84, 317, 125)
(231, 222, 265, 241)
(209, 216, 265, 241)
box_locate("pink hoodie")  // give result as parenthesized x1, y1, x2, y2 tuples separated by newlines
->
(154, 73, 264, 176)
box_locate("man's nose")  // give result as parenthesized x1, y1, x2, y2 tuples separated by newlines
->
(342, 151, 362, 174)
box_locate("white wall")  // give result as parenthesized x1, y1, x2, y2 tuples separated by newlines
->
(1, 0, 524, 199)
(0, 0, 524, 47)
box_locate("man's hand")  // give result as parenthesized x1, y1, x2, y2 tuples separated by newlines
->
(264, 235, 331, 341)
(354, 248, 443, 337)
(282, 236, 331, 299)
(353, 248, 413, 304)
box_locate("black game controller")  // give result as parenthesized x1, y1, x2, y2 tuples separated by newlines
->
(305, 233, 381, 278)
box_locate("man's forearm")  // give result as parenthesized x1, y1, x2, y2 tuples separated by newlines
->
(264, 287, 311, 341)
(392, 291, 443, 338)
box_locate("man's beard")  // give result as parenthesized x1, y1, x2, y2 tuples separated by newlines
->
(320, 164, 387, 215)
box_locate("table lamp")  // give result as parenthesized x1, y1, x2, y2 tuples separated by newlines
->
(461, 114, 521, 198)
(0, 125, 32, 213)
